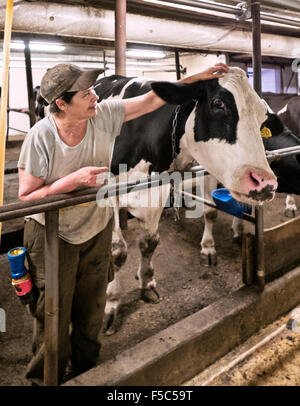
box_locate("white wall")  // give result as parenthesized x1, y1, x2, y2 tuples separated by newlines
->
(180, 53, 222, 76)
(5, 65, 47, 135)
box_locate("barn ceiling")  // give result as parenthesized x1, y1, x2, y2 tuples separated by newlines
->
(16, 0, 300, 39)
(1, 0, 300, 63)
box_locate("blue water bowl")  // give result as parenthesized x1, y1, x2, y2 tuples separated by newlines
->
(211, 188, 252, 219)
(7, 247, 27, 279)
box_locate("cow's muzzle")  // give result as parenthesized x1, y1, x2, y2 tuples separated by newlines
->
(247, 184, 276, 201)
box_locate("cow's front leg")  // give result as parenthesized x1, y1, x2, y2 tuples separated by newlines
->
(200, 208, 218, 266)
(102, 269, 122, 336)
(136, 231, 161, 303)
(129, 179, 169, 304)
(200, 175, 218, 266)
(285, 195, 297, 218)
(231, 216, 244, 244)
(102, 206, 128, 336)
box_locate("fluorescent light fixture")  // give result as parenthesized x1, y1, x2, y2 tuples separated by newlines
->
(126, 60, 172, 66)
(126, 50, 166, 59)
(10, 42, 65, 52)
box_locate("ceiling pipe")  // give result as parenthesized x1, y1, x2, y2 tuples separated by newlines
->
(157, 0, 239, 15)
(1, 1, 300, 58)
(261, 0, 300, 12)
(157, 0, 300, 28)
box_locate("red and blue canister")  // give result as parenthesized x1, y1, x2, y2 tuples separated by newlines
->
(7, 247, 37, 305)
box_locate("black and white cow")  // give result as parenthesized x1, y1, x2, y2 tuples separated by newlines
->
(277, 96, 300, 216)
(93, 67, 277, 334)
(201, 110, 300, 266)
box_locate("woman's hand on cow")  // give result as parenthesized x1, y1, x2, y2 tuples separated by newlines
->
(199, 63, 229, 80)
(75, 166, 109, 187)
(181, 63, 229, 84)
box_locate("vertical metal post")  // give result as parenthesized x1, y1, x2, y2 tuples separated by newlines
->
(44, 210, 59, 386)
(24, 40, 36, 128)
(251, 0, 265, 291)
(115, 0, 128, 229)
(251, 1, 262, 97)
(103, 50, 107, 76)
(175, 51, 181, 80)
(115, 0, 127, 76)
(280, 65, 284, 94)
(254, 205, 265, 290)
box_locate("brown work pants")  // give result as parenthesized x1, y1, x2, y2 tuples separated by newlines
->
(23, 218, 113, 385)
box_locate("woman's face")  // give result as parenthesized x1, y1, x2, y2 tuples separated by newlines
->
(63, 86, 99, 120)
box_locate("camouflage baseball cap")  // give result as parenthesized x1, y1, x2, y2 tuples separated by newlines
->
(40, 63, 105, 104)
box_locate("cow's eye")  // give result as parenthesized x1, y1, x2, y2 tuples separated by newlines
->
(212, 98, 225, 110)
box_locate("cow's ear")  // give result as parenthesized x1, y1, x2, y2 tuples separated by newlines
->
(261, 113, 285, 137)
(151, 81, 205, 105)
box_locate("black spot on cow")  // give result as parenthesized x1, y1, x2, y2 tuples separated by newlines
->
(152, 78, 239, 144)
(194, 81, 239, 144)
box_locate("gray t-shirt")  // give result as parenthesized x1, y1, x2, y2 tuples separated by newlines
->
(18, 99, 125, 244)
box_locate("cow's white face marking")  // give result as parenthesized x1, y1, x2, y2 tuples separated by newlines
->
(181, 67, 277, 204)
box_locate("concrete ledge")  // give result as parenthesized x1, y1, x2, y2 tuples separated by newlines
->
(64, 266, 300, 386)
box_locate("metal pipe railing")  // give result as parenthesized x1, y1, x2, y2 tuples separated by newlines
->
(0, 171, 206, 222)
(180, 190, 255, 223)
(266, 145, 300, 160)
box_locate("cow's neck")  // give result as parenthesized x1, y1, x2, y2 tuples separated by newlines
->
(163, 101, 197, 172)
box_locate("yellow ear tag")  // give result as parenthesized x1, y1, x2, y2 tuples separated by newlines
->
(260, 126, 272, 138)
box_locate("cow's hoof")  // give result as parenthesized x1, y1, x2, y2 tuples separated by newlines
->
(141, 288, 160, 304)
(201, 253, 217, 267)
(102, 310, 122, 336)
(284, 208, 296, 218)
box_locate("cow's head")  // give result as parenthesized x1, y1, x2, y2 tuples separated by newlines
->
(262, 112, 300, 195)
(152, 67, 277, 205)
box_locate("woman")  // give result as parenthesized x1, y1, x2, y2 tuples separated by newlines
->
(18, 62, 228, 385)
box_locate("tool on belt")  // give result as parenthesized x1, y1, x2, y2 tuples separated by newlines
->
(7, 247, 37, 305)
